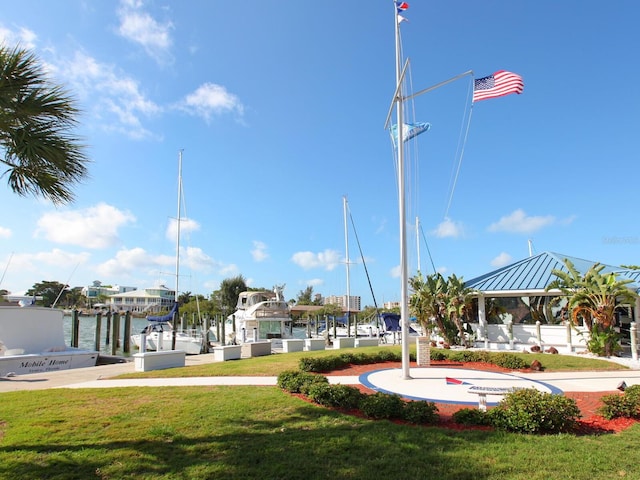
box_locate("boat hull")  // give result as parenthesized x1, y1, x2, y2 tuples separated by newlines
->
(0, 350, 98, 377)
(131, 330, 203, 355)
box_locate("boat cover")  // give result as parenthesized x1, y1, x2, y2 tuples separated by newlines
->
(380, 313, 418, 334)
(147, 302, 178, 322)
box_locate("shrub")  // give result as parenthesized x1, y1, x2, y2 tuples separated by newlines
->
(623, 384, 640, 406)
(597, 393, 639, 420)
(299, 356, 345, 373)
(402, 401, 439, 425)
(376, 349, 400, 362)
(307, 383, 364, 410)
(359, 392, 405, 420)
(488, 388, 581, 434)
(277, 370, 328, 394)
(452, 408, 491, 426)
(449, 350, 482, 363)
(430, 349, 448, 361)
(491, 352, 529, 370)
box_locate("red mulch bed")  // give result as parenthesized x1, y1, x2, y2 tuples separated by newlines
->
(319, 361, 638, 434)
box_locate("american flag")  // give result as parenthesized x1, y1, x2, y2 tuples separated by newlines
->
(473, 70, 524, 102)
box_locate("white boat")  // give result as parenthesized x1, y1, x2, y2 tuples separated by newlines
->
(225, 286, 290, 343)
(0, 305, 98, 377)
(130, 151, 205, 355)
(132, 303, 204, 355)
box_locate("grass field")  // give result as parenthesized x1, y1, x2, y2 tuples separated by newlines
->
(0, 347, 638, 480)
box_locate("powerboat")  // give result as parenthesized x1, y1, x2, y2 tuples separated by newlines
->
(0, 305, 98, 377)
(225, 286, 290, 343)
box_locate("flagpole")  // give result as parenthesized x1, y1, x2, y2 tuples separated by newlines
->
(394, 1, 411, 380)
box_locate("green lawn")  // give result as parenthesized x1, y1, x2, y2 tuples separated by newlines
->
(0, 347, 637, 480)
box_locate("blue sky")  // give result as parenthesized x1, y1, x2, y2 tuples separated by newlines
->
(1, 1, 638, 306)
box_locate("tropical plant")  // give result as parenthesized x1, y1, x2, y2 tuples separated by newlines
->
(0, 45, 89, 205)
(408, 272, 475, 346)
(547, 259, 638, 356)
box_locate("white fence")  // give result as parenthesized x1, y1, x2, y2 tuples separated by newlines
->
(469, 322, 589, 353)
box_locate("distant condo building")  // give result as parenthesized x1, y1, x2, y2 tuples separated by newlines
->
(106, 285, 175, 313)
(383, 301, 400, 310)
(82, 281, 136, 303)
(81, 281, 174, 314)
(323, 294, 361, 312)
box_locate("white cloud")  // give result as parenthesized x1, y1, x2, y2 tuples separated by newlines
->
(166, 217, 200, 242)
(390, 265, 401, 279)
(180, 83, 244, 122)
(488, 209, 555, 234)
(7, 249, 91, 285)
(181, 246, 217, 272)
(491, 252, 513, 268)
(0, 25, 37, 50)
(291, 249, 341, 271)
(117, 0, 174, 64)
(251, 241, 269, 262)
(96, 247, 168, 279)
(431, 218, 464, 238)
(35, 203, 136, 249)
(0, 226, 12, 239)
(58, 51, 161, 139)
(305, 278, 324, 287)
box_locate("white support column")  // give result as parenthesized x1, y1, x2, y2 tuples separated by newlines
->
(477, 294, 488, 349)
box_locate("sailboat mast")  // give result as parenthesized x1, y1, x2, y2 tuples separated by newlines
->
(175, 150, 183, 304)
(416, 217, 421, 273)
(394, 2, 411, 379)
(343, 196, 351, 322)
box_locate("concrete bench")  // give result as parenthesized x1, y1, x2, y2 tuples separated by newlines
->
(282, 339, 304, 353)
(133, 350, 186, 372)
(213, 345, 242, 361)
(241, 341, 272, 358)
(468, 386, 519, 411)
(355, 338, 380, 348)
(333, 337, 355, 349)
(304, 338, 325, 351)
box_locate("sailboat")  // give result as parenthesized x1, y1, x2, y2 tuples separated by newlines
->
(131, 151, 205, 355)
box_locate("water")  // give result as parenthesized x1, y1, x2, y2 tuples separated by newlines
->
(63, 315, 311, 356)
(63, 315, 151, 357)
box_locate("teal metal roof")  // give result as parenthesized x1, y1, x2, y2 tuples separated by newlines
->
(465, 251, 639, 293)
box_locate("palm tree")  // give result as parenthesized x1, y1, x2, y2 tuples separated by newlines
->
(0, 45, 89, 205)
(409, 272, 474, 346)
(547, 259, 638, 356)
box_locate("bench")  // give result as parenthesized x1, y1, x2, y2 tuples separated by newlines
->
(281, 339, 304, 353)
(355, 338, 380, 348)
(213, 345, 242, 361)
(467, 386, 519, 412)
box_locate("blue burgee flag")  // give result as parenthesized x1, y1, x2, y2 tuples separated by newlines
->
(390, 122, 431, 146)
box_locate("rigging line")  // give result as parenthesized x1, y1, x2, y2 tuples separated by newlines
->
(0, 252, 13, 289)
(444, 79, 475, 219)
(419, 222, 437, 274)
(346, 204, 380, 319)
(175, 154, 204, 324)
(52, 262, 80, 308)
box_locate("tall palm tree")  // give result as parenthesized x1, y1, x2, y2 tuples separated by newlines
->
(0, 45, 89, 205)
